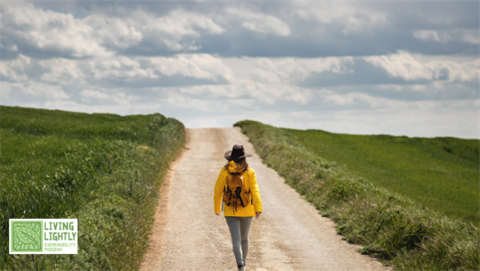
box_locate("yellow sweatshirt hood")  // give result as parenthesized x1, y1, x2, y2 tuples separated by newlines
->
(228, 160, 239, 173)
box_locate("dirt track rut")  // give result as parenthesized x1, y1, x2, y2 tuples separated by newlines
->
(140, 127, 390, 271)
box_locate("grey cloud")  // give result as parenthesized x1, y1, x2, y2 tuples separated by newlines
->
(299, 59, 421, 88)
(298, 53, 478, 89)
(0, 35, 19, 60)
(4, 1, 477, 60)
(226, 8, 290, 36)
(89, 75, 228, 89)
(0, 54, 233, 89)
(377, 2, 479, 30)
(1, 1, 478, 139)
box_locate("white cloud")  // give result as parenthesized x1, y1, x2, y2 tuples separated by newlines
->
(148, 54, 235, 82)
(163, 93, 229, 112)
(285, 88, 314, 105)
(86, 54, 234, 83)
(0, 54, 30, 81)
(317, 89, 392, 107)
(227, 8, 290, 36)
(83, 14, 143, 49)
(179, 80, 313, 106)
(156, 9, 225, 35)
(0, 55, 83, 85)
(129, 9, 225, 51)
(413, 30, 452, 43)
(2, 2, 108, 58)
(87, 56, 152, 80)
(38, 58, 83, 84)
(252, 57, 352, 83)
(223, 56, 353, 85)
(413, 29, 479, 44)
(1, 3, 226, 58)
(81, 90, 110, 100)
(0, 53, 234, 86)
(295, 3, 355, 23)
(294, 3, 388, 35)
(377, 84, 426, 92)
(459, 29, 480, 45)
(364, 51, 479, 82)
(3, 81, 69, 100)
(179, 84, 240, 99)
(178, 80, 279, 104)
(0, 55, 89, 87)
(79, 89, 135, 106)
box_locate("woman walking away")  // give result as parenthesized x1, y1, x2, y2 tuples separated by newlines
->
(214, 144, 262, 271)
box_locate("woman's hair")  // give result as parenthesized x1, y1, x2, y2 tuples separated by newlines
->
(224, 157, 249, 172)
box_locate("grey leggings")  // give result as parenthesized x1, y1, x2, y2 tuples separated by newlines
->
(225, 216, 253, 267)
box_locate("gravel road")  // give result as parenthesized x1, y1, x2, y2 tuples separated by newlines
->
(140, 127, 391, 271)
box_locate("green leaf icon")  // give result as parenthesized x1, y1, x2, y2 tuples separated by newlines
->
(15, 227, 39, 245)
(10, 221, 43, 252)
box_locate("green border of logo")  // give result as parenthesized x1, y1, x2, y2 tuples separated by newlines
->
(10, 220, 43, 253)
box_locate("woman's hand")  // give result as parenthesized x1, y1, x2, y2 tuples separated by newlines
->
(215, 213, 220, 216)
(255, 212, 261, 219)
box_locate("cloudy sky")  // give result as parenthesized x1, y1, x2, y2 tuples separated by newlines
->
(1, 1, 478, 138)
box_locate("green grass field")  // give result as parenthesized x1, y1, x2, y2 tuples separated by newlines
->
(235, 120, 479, 270)
(284, 129, 479, 225)
(1, 106, 185, 270)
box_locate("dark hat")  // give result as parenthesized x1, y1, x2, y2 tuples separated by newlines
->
(224, 144, 253, 161)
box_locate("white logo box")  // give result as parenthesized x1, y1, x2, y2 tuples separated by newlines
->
(9, 219, 78, 254)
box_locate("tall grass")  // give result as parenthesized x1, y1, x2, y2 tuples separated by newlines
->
(284, 128, 479, 225)
(1, 106, 185, 270)
(235, 120, 479, 270)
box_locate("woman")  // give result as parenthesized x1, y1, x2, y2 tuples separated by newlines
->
(214, 144, 262, 271)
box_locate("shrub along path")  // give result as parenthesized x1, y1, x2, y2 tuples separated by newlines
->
(140, 127, 390, 270)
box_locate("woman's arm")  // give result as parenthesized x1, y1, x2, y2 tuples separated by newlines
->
(249, 168, 263, 214)
(213, 168, 225, 214)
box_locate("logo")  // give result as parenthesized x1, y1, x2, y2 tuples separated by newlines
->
(9, 219, 78, 254)
(11, 221, 43, 253)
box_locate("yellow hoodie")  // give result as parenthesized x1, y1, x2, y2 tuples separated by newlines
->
(214, 161, 262, 217)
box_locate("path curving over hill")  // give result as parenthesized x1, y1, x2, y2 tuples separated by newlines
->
(140, 127, 391, 271)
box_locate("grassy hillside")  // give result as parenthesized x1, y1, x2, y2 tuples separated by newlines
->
(235, 120, 479, 270)
(1, 106, 185, 270)
(284, 129, 479, 225)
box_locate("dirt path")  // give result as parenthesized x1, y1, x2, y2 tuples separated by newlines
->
(140, 128, 391, 271)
